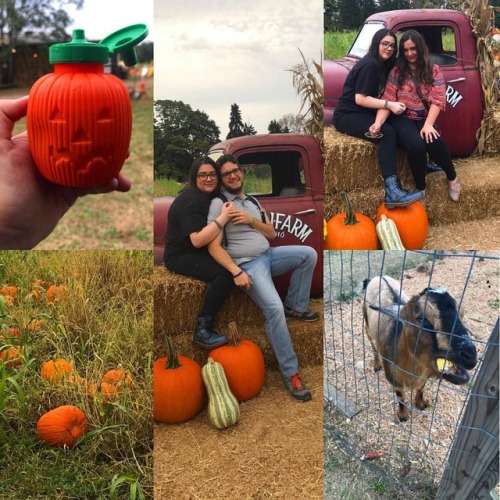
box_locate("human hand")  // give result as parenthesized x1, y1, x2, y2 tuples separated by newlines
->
(229, 209, 253, 226)
(388, 101, 406, 115)
(367, 123, 382, 137)
(0, 96, 132, 249)
(219, 201, 234, 222)
(420, 123, 440, 143)
(234, 271, 252, 289)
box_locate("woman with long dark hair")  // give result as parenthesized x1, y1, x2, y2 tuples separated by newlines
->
(164, 156, 235, 349)
(333, 28, 422, 207)
(370, 30, 461, 202)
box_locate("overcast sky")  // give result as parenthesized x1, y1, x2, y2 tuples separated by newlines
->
(154, 0, 323, 138)
(65, 0, 154, 42)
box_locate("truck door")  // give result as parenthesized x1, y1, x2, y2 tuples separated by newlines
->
(235, 146, 324, 296)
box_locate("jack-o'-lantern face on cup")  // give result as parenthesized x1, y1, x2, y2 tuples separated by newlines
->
(27, 25, 147, 187)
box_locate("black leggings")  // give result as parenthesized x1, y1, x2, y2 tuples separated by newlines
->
(388, 114, 456, 191)
(165, 251, 234, 317)
(333, 112, 398, 178)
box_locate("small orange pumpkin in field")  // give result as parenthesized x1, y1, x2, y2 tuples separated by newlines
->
(209, 322, 265, 402)
(41, 358, 73, 383)
(36, 405, 89, 448)
(376, 201, 428, 250)
(0, 285, 17, 298)
(28, 319, 45, 331)
(46, 284, 68, 303)
(101, 369, 134, 390)
(0, 346, 23, 367)
(324, 192, 378, 250)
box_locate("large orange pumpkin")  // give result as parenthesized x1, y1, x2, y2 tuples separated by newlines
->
(153, 336, 205, 424)
(41, 358, 73, 383)
(324, 192, 378, 250)
(36, 405, 89, 448)
(376, 201, 428, 250)
(209, 322, 265, 402)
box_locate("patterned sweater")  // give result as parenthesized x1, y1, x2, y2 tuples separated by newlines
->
(382, 64, 446, 120)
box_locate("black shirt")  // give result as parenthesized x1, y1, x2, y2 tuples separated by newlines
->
(164, 188, 211, 262)
(333, 54, 387, 123)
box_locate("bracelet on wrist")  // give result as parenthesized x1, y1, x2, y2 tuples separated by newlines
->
(250, 217, 256, 227)
(232, 270, 243, 279)
(383, 100, 388, 110)
(213, 219, 223, 230)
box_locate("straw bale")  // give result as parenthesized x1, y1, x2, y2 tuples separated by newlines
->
(154, 266, 323, 370)
(323, 126, 412, 193)
(324, 154, 500, 226)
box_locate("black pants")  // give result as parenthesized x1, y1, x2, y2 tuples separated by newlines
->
(388, 114, 456, 191)
(333, 112, 398, 178)
(165, 250, 235, 316)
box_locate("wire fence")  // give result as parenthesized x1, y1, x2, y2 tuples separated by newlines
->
(323, 250, 499, 497)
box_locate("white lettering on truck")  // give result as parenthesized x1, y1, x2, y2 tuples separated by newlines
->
(446, 85, 463, 108)
(269, 212, 313, 243)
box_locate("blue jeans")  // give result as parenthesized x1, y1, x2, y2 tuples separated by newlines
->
(239, 246, 317, 378)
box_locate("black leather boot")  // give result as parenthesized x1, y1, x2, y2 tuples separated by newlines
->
(384, 175, 423, 208)
(193, 315, 228, 350)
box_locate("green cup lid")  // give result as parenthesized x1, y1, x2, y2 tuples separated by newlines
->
(50, 24, 149, 66)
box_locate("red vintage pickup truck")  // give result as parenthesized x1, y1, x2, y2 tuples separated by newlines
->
(324, 9, 483, 156)
(154, 133, 324, 296)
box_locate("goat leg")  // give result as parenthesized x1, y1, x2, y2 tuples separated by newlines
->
(395, 388, 409, 422)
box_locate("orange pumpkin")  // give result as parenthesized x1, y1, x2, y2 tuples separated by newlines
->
(153, 336, 205, 424)
(209, 322, 265, 402)
(101, 369, 134, 390)
(324, 192, 378, 250)
(0, 285, 17, 298)
(1, 326, 21, 343)
(28, 319, 45, 331)
(376, 201, 428, 250)
(0, 346, 23, 367)
(36, 405, 89, 448)
(40, 358, 73, 383)
(46, 284, 68, 303)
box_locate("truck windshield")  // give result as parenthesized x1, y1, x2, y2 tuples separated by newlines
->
(349, 22, 386, 58)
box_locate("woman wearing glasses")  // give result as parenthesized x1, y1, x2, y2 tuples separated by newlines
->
(333, 28, 422, 207)
(369, 30, 461, 203)
(164, 156, 234, 349)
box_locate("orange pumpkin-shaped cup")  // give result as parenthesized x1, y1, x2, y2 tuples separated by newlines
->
(27, 25, 148, 187)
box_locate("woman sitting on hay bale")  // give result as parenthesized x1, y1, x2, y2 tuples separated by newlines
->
(370, 30, 462, 203)
(164, 156, 235, 349)
(333, 28, 423, 208)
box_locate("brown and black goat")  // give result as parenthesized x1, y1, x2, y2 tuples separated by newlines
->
(362, 276, 477, 421)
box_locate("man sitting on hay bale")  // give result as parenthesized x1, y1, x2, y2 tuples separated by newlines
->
(207, 154, 319, 402)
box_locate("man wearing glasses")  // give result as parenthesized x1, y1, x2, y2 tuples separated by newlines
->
(207, 154, 318, 402)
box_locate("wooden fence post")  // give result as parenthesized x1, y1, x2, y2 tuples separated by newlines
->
(436, 319, 499, 499)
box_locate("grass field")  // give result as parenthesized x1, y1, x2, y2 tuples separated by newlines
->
(0, 250, 153, 499)
(325, 31, 357, 60)
(2, 77, 153, 249)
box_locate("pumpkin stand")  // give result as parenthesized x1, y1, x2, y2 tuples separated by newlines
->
(153, 265, 323, 498)
(324, 126, 500, 249)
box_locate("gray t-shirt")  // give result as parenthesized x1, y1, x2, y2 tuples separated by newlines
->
(208, 192, 270, 265)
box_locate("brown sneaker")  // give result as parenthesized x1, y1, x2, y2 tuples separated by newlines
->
(284, 306, 319, 322)
(448, 178, 461, 202)
(284, 373, 312, 402)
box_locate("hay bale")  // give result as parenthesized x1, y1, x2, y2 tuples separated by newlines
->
(154, 266, 322, 370)
(324, 154, 500, 226)
(323, 126, 412, 195)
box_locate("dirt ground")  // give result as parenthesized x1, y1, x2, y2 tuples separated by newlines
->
(154, 365, 323, 499)
(324, 252, 499, 494)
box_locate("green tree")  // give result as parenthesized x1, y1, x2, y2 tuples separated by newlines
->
(242, 122, 257, 135)
(0, 0, 84, 85)
(154, 100, 220, 181)
(268, 119, 287, 133)
(226, 103, 245, 139)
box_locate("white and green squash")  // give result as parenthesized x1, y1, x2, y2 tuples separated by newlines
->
(376, 214, 406, 250)
(202, 358, 240, 429)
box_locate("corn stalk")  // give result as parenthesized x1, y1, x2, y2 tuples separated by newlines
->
(458, 0, 500, 155)
(288, 50, 324, 148)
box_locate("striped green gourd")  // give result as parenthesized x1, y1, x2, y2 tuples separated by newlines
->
(376, 214, 405, 250)
(202, 358, 240, 429)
